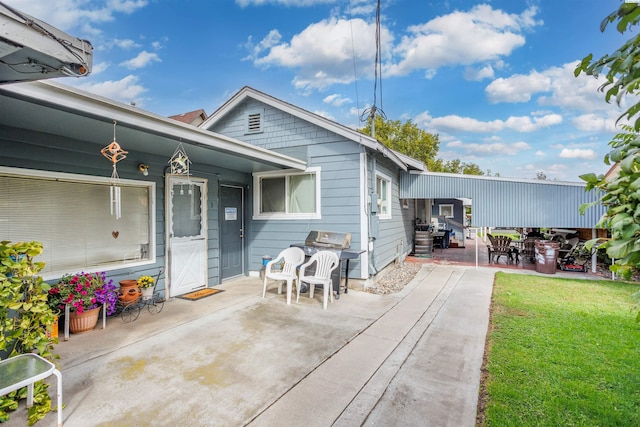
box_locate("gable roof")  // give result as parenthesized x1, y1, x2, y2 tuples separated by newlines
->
(202, 86, 423, 172)
(169, 109, 208, 126)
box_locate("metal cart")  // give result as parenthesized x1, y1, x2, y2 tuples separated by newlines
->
(115, 269, 165, 323)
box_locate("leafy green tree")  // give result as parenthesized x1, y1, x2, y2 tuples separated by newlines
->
(441, 159, 484, 175)
(359, 115, 484, 175)
(575, 2, 640, 288)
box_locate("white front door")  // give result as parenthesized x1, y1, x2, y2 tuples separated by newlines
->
(166, 176, 207, 297)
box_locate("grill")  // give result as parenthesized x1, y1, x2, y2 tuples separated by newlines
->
(291, 231, 364, 298)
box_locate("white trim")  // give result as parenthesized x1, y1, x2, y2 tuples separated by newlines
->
(408, 169, 588, 187)
(252, 167, 321, 220)
(359, 152, 369, 279)
(439, 203, 454, 218)
(376, 171, 392, 220)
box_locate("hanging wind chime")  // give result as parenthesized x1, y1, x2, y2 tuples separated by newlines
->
(101, 120, 128, 220)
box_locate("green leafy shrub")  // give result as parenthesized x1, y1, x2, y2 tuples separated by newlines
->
(0, 241, 58, 425)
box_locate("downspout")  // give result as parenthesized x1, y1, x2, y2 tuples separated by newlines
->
(369, 155, 379, 276)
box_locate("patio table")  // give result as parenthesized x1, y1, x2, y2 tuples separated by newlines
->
(0, 354, 62, 426)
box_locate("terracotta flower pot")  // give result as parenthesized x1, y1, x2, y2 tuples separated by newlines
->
(118, 280, 140, 305)
(68, 307, 100, 334)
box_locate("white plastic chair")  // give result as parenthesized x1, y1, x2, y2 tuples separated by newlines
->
(262, 247, 305, 305)
(297, 250, 339, 309)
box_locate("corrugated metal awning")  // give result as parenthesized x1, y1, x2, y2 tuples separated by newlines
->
(400, 172, 605, 228)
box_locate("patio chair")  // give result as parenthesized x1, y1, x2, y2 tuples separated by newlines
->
(297, 250, 339, 309)
(488, 235, 513, 264)
(262, 247, 305, 305)
(521, 237, 539, 263)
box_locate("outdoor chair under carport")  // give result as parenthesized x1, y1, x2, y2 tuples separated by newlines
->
(521, 237, 540, 263)
(488, 234, 513, 264)
(262, 246, 305, 305)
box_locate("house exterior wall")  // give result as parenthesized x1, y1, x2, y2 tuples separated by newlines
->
(0, 125, 251, 287)
(367, 154, 415, 275)
(207, 98, 371, 278)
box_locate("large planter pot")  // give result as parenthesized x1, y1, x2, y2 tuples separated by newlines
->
(118, 280, 140, 305)
(69, 307, 100, 334)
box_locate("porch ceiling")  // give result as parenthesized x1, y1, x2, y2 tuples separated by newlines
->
(0, 81, 307, 174)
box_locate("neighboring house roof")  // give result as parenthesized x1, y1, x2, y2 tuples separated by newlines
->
(604, 162, 620, 181)
(169, 109, 208, 126)
(202, 86, 424, 172)
(0, 81, 307, 173)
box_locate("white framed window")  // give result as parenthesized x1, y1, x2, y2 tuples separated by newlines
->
(253, 167, 321, 219)
(439, 204, 454, 218)
(245, 108, 264, 134)
(376, 172, 392, 219)
(0, 167, 156, 280)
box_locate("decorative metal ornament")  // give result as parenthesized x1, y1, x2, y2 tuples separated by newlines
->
(169, 141, 191, 175)
(101, 121, 128, 219)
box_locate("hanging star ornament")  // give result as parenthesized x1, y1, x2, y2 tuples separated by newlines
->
(169, 141, 191, 175)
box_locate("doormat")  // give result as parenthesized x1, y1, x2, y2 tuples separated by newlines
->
(177, 288, 224, 301)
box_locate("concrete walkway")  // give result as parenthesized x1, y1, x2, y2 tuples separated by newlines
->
(4, 265, 494, 427)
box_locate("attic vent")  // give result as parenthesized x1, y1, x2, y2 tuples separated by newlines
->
(246, 110, 263, 134)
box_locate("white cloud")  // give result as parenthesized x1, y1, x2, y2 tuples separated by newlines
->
(464, 65, 495, 81)
(74, 75, 147, 105)
(386, 5, 541, 77)
(323, 94, 351, 107)
(428, 113, 561, 133)
(251, 17, 389, 90)
(236, 0, 336, 7)
(572, 113, 618, 132)
(90, 61, 110, 75)
(113, 38, 140, 49)
(6, 0, 147, 33)
(248, 4, 540, 92)
(485, 71, 550, 103)
(486, 62, 621, 117)
(446, 140, 530, 156)
(313, 109, 336, 120)
(120, 51, 161, 69)
(558, 148, 597, 160)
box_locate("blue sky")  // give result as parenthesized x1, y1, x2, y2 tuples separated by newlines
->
(6, 0, 632, 180)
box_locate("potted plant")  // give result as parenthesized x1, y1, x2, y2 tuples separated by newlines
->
(48, 272, 117, 334)
(137, 275, 155, 300)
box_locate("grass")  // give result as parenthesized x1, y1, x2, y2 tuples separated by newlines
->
(481, 273, 640, 426)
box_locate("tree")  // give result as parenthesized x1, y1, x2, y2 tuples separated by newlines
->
(575, 3, 640, 291)
(359, 115, 484, 175)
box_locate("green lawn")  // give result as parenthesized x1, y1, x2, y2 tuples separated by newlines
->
(481, 273, 640, 426)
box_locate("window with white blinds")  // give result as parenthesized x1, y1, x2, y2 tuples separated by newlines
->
(0, 168, 155, 279)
